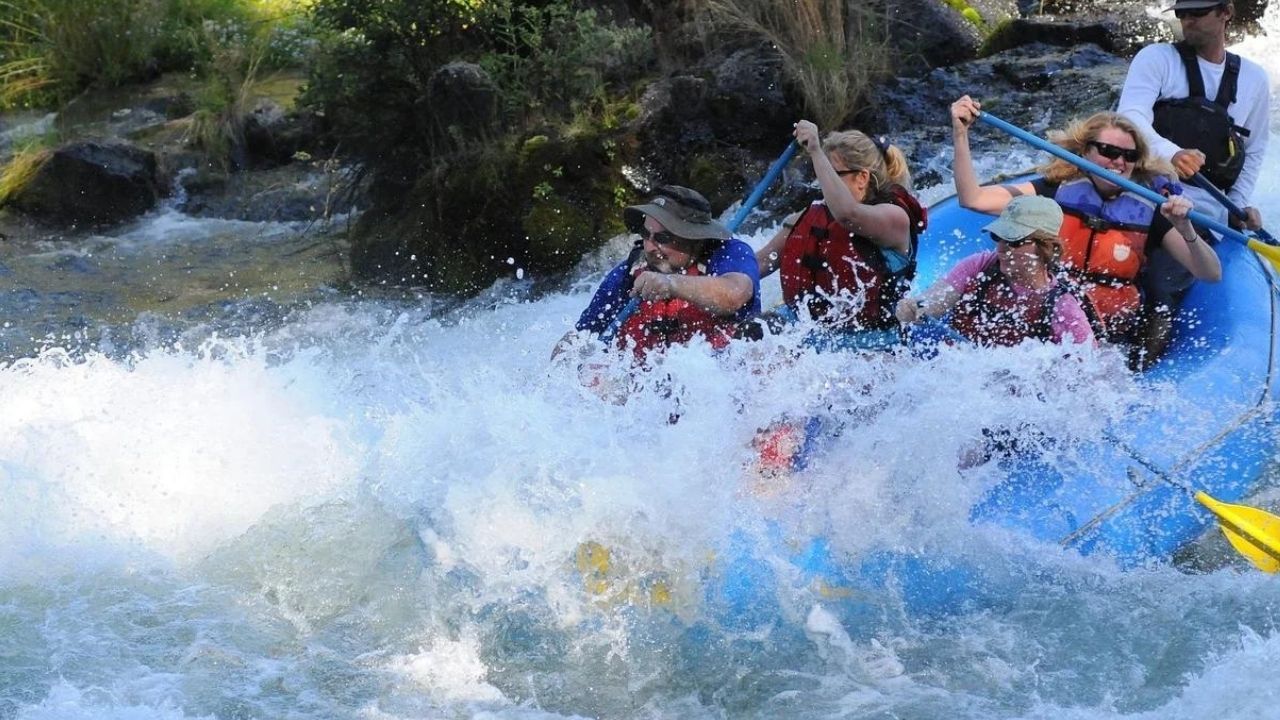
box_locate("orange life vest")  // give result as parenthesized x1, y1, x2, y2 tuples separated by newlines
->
(1053, 178, 1158, 339)
(779, 185, 925, 332)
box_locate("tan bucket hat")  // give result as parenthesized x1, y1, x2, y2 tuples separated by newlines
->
(623, 185, 732, 241)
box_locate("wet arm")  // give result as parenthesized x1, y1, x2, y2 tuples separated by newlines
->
(669, 272, 755, 316)
(951, 96, 1029, 213)
(755, 212, 801, 277)
(811, 144, 911, 254)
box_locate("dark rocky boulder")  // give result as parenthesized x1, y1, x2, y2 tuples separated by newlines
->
(626, 42, 793, 212)
(982, 16, 1170, 57)
(350, 128, 634, 294)
(179, 164, 361, 223)
(425, 61, 499, 146)
(242, 99, 325, 170)
(8, 140, 163, 229)
(885, 0, 985, 71)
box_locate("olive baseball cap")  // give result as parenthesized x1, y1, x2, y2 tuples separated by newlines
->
(624, 185, 732, 241)
(983, 195, 1064, 241)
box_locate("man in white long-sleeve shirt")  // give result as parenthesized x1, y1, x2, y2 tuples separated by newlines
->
(1119, 0, 1270, 227)
(1117, 0, 1270, 362)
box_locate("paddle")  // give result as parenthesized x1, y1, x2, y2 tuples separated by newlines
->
(598, 140, 799, 344)
(1188, 171, 1278, 245)
(975, 112, 1280, 273)
(1193, 492, 1280, 573)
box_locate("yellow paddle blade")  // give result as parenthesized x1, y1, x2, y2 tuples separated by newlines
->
(1194, 491, 1280, 573)
(1246, 238, 1280, 273)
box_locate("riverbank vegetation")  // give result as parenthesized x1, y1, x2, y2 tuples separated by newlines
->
(0, 0, 311, 109)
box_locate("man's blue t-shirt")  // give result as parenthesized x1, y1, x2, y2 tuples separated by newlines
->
(575, 238, 762, 334)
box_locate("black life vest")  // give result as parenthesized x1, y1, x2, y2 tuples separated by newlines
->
(778, 185, 926, 332)
(1152, 42, 1249, 190)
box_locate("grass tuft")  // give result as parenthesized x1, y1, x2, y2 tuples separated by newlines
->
(697, 0, 892, 130)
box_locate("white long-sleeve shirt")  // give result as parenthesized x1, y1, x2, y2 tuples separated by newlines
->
(1118, 42, 1271, 211)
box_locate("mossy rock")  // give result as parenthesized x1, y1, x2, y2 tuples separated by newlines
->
(522, 195, 597, 270)
(349, 125, 637, 295)
(685, 151, 745, 216)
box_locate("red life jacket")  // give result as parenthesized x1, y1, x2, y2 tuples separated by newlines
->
(950, 255, 1084, 347)
(779, 185, 926, 331)
(615, 262, 737, 358)
(1054, 178, 1158, 339)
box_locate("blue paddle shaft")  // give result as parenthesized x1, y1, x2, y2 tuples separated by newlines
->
(1189, 172, 1276, 244)
(727, 141, 799, 233)
(599, 140, 798, 343)
(976, 112, 1253, 248)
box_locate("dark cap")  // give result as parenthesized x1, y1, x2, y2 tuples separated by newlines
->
(1166, 0, 1227, 10)
(623, 185, 732, 241)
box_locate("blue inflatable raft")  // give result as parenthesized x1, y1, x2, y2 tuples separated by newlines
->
(707, 191, 1280, 622)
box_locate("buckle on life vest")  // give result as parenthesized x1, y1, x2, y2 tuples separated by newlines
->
(644, 317, 682, 339)
(1074, 270, 1131, 288)
(800, 254, 827, 272)
(1083, 215, 1112, 232)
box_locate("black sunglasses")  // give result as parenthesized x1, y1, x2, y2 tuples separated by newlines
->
(639, 226, 682, 247)
(1175, 5, 1221, 19)
(835, 167, 864, 177)
(1087, 140, 1141, 163)
(992, 233, 1034, 248)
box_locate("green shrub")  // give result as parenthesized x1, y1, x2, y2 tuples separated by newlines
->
(301, 0, 651, 171)
(0, 138, 52, 206)
(0, 0, 309, 109)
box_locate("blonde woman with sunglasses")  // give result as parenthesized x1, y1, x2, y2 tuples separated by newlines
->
(949, 95, 1221, 367)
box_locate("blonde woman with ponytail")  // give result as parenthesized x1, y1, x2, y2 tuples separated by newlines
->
(755, 120, 927, 349)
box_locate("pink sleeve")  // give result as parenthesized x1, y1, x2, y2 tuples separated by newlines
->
(1051, 295, 1097, 346)
(942, 251, 998, 292)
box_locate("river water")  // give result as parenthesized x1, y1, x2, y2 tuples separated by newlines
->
(5, 12, 1280, 720)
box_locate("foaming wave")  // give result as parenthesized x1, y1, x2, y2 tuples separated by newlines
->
(0, 339, 362, 575)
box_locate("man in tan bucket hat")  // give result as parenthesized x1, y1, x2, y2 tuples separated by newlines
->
(557, 185, 760, 359)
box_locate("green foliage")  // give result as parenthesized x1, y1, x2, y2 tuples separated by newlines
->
(186, 19, 270, 170)
(943, 0, 986, 29)
(301, 0, 651, 171)
(0, 0, 311, 109)
(698, 0, 892, 131)
(0, 0, 162, 107)
(478, 3, 650, 126)
(0, 138, 51, 206)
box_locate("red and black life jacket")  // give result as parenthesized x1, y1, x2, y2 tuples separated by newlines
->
(1053, 178, 1158, 339)
(950, 255, 1086, 347)
(615, 260, 738, 358)
(779, 185, 926, 331)
(1152, 42, 1248, 191)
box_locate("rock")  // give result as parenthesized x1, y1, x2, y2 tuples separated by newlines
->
(350, 128, 632, 293)
(632, 74, 714, 179)
(886, 0, 984, 70)
(425, 61, 499, 142)
(179, 164, 360, 223)
(241, 99, 323, 169)
(8, 140, 162, 229)
(987, 13, 1169, 57)
(707, 44, 790, 146)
